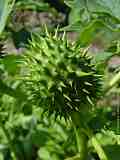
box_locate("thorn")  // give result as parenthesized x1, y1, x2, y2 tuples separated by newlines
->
(82, 45, 91, 56)
(44, 24, 49, 37)
(62, 31, 66, 41)
(84, 82, 92, 86)
(86, 96, 94, 106)
(82, 89, 90, 94)
(67, 102, 73, 109)
(63, 94, 71, 101)
(54, 25, 59, 38)
(69, 80, 73, 87)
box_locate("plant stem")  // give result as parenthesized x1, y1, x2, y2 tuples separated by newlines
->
(65, 154, 81, 160)
(83, 127, 108, 160)
(105, 71, 120, 94)
(71, 111, 88, 160)
(91, 136, 108, 160)
(71, 112, 108, 160)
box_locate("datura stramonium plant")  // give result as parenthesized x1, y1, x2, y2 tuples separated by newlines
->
(22, 30, 102, 120)
(21, 31, 107, 160)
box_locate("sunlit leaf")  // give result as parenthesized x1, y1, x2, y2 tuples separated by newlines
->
(0, 0, 15, 35)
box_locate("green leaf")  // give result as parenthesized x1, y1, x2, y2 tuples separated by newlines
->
(92, 51, 115, 64)
(0, 0, 15, 35)
(61, 21, 84, 32)
(95, 131, 118, 146)
(104, 145, 120, 160)
(0, 54, 23, 75)
(64, 0, 74, 8)
(87, 0, 120, 20)
(31, 129, 50, 146)
(62, 19, 120, 46)
(15, 0, 50, 11)
(0, 79, 26, 100)
(64, 0, 120, 46)
(66, 0, 120, 22)
(65, 0, 87, 24)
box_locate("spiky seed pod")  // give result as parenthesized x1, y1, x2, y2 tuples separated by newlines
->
(22, 31, 102, 119)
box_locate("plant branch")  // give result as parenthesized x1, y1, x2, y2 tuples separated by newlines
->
(71, 111, 88, 160)
(104, 71, 120, 94)
(82, 127, 108, 160)
(91, 136, 108, 160)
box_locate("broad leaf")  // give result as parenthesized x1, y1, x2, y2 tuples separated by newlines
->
(64, 0, 120, 46)
(87, 0, 120, 21)
(0, 0, 15, 35)
(15, 0, 50, 11)
(92, 51, 115, 64)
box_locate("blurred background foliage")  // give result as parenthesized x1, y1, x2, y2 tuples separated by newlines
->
(0, 0, 120, 160)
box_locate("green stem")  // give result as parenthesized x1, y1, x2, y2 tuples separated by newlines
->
(91, 136, 108, 160)
(71, 111, 88, 160)
(83, 127, 108, 160)
(71, 112, 108, 160)
(70, 111, 108, 160)
(105, 71, 120, 94)
(65, 154, 81, 160)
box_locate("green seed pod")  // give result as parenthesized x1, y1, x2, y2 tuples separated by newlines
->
(22, 30, 102, 119)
